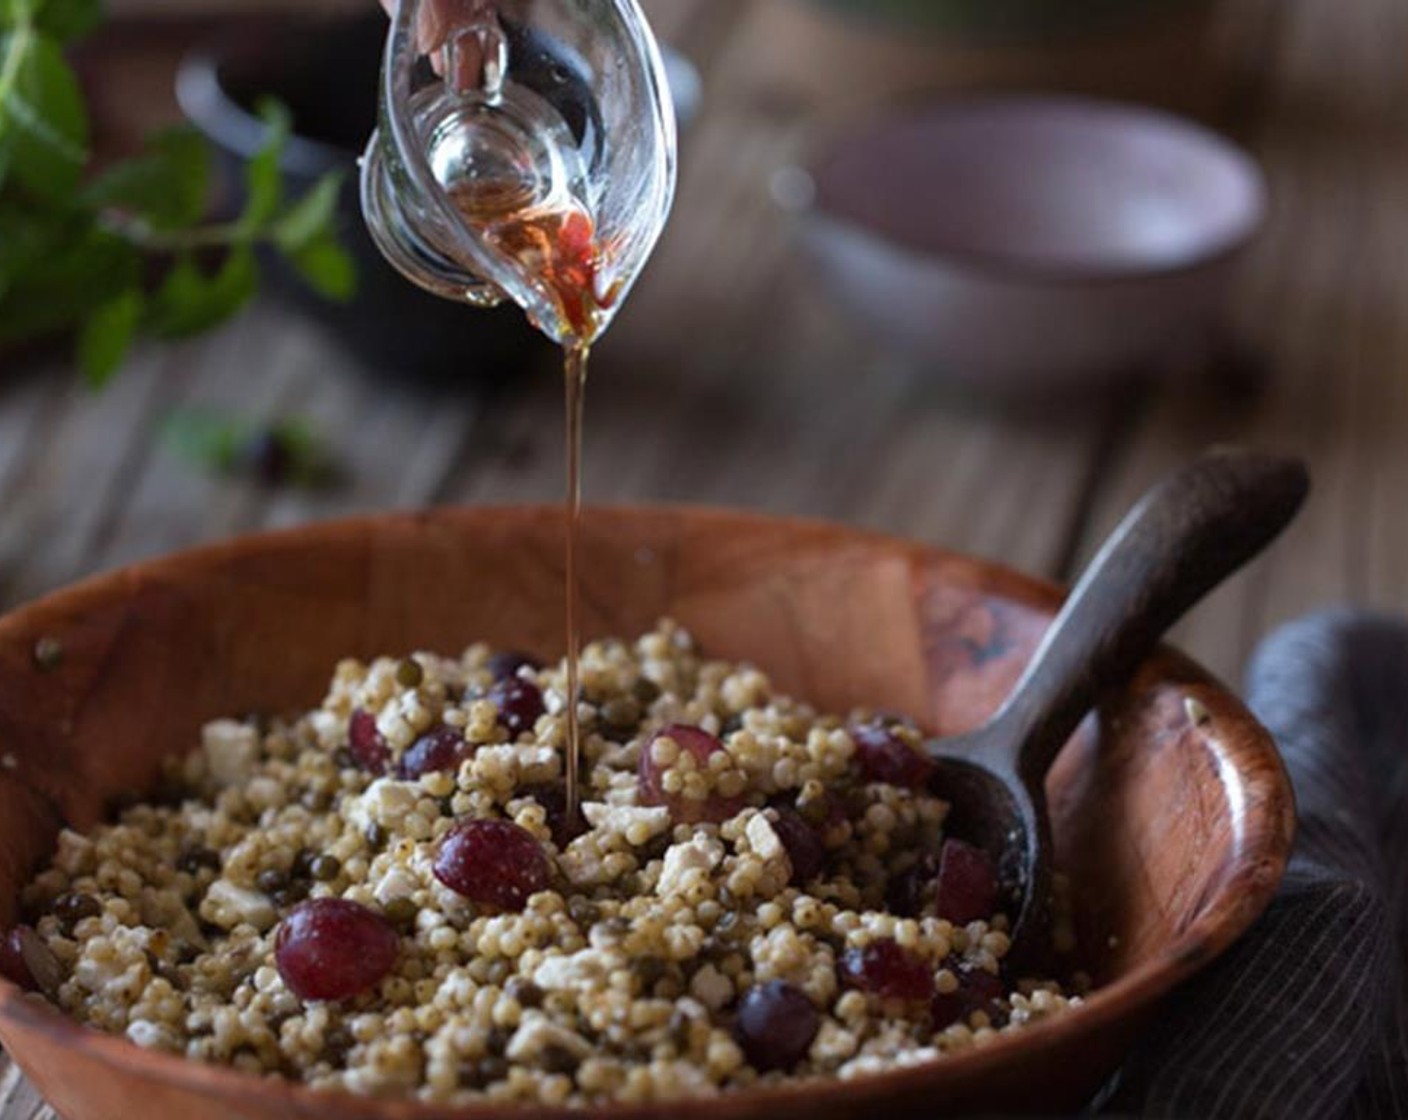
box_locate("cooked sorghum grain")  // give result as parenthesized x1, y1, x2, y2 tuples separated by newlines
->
(3, 621, 1081, 1104)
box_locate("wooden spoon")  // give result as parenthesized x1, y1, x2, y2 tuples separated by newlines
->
(927, 448, 1310, 972)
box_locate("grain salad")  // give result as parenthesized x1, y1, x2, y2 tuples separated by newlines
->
(1, 621, 1082, 1105)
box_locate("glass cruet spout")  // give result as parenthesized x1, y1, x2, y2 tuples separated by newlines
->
(360, 0, 678, 346)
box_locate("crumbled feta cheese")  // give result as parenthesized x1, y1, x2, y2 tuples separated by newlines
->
(200, 720, 260, 788)
(126, 1019, 176, 1050)
(689, 964, 733, 1011)
(199, 879, 276, 932)
(474, 744, 561, 786)
(245, 776, 287, 812)
(746, 813, 785, 862)
(347, 778, 418, 832)
(658, 835, 724, 895)
(559, 840, 610, 888)
(139, 888, 203, 946)
(810, 1019, 859, 1064)
(371, 867, 421, 906)
(506, 1011, 592, 1063)
(533, 950, 611, 994)
(581, 802, 670, 843)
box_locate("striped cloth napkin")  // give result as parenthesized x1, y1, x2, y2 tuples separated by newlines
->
(1105, 612, 1408, 1118)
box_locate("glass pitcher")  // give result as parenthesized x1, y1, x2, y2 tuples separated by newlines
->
(360, 0, 678, 346)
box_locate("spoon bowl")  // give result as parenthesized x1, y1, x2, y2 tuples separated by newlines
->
(927, 450, 1310, 970)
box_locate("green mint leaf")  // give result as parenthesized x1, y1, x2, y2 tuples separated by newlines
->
(0, 28, 90, 198)
(0, 0, 36, 28)
(0, 222, 139, 346)
(34, 0, 101, 41)
(162, 407, 342, 489)
(161, 407, 245, 473)
(271, 171, 342, 251)
(77, 286, 144, 388)
(84, 126, 211, 230)
(271, 171, 357, 302)
(239, 98, 291, 232)
(284, 232, 356, 302)
(0, 198, 46, 290)
(150, 247, 257, 339)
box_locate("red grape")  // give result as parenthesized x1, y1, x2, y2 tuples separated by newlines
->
(839, 938, 934, 1001)
(349, 709, 391, 775)
(735, 981, 819, 1072)
(489, 678, 545, 738)
(520, 784, 586, 847)
(398, 725, 470, 780)
(934, 839, 998, 926)
(488, 651, 542, 682)
(638, 725, 745, 824)
(771, 809, 825, 885)
(931, 961, 1005, 1030)
(433, 819, 551, 911)
(851, 721, 935, 789)
(274, 899, 399, 1002)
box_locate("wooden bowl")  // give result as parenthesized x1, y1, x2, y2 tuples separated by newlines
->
(0, 506, 1294, 1118)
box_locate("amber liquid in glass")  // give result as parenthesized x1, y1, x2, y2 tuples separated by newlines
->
(450, 182, 614, 827)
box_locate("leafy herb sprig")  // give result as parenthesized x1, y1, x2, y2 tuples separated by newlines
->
(163, 408, 342, 489)
(0, 0, 355, 386)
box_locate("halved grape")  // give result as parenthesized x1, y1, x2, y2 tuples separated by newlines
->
(931, 961, 1006, 1030)
(520, 784, 586, 847)
(348, 709, 391, 775)
(433, 819, 551, 912)
(398, 725, 470, 780)
(735, 981, 819, 1072)
(934, 839, 998, 926)
(638, 725, 744, 824)
(488, 651, 542, 682)
(488, 678, 545, 738)
(851, 721, 935, 789)
(274, 899, 399, 1002)
(839, 938, 934, 1001)
(771, 809, 826, 885)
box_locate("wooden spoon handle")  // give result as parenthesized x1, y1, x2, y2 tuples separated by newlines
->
(997, 448, 1310, 788)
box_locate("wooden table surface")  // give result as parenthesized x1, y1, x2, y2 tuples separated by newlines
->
(3, 0, 1406, 1113)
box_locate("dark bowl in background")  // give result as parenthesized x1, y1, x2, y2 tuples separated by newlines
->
(177, 14, 547, 390)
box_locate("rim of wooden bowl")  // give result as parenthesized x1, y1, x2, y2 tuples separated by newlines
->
(0, 504, 1297, 1118)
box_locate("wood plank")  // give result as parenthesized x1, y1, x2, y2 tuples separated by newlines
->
(89, 301, 486, 571)
(0, 1059, 53, 1120)
(0, 345, 176, 607)
(714, 0, 1238, 125)
(0, 366, 68, 507)
(1071, 0, 1408, 685)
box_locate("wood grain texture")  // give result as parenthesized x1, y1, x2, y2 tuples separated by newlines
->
(1073, 0, 1408, 683)
(0, 507, 1293, 1119)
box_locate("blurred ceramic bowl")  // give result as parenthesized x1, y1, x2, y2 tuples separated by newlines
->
(797, 96, 1268, 396)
